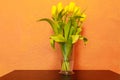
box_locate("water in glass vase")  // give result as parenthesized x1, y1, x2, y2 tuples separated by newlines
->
(59, 58, 74, 75)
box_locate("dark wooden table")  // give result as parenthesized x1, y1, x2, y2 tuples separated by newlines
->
(0, 70, 119, 80)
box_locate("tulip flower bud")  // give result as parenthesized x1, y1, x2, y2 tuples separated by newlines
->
(52, 5, 57, 16)
(74, 7, 81, 16)
(64, 5, 69, 13)
(57, 2, 63, 13)
(68, 2, 75, 12)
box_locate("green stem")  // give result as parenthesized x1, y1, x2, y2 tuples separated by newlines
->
(61, 60, 70, 71)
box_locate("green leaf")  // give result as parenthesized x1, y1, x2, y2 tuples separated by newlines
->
(65, 38, 73, 57)
(37, 18, 59, 34)
(71, 35, 80, 44)
(50, 39, 55, 49)
(79, 36, 88, 45)
(50, 34, 66, 42)
(64, 20, 71, 40)
(80, 8, 87, 15)
(74, 16, 84, 19)
(69, 26, 75, 35)
(58, 9, 65, 20)
(76, 27, 82, 35)
(71, 18, 78, 34)
(57, 21, 64, 34)
(60, 38, 73, 59)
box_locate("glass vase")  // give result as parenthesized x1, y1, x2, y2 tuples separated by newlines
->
(59, 46, 74, 75)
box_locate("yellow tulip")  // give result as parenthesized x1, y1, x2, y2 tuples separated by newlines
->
(57, 2, 63, 13)
(68, 2, 75, 12)
(80, 13, 86, 22)
(52, 5, 57, 16)
(74, 7, 79, 13)
(64, 5, 69, 13)
(74, 6, 81, 15)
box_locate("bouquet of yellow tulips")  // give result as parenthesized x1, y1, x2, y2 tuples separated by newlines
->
(38, 2, 87, 75)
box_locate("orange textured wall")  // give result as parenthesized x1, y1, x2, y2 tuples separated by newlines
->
(0, 0, 120, 76)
